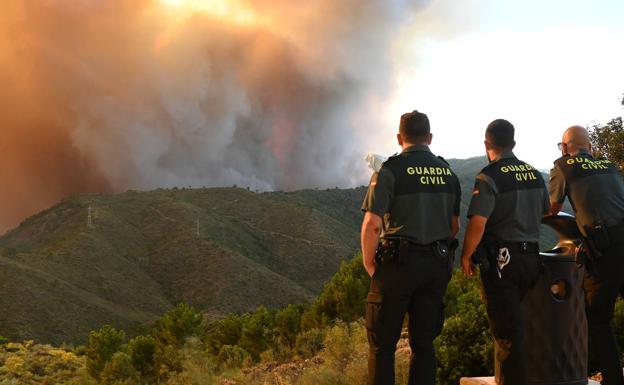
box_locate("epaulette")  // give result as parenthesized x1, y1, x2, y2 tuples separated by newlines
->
(436, 155, 449, 165)
(382, 152, 400, 165)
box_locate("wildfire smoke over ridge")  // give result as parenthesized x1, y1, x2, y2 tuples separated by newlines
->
(0, 0, 420, 232)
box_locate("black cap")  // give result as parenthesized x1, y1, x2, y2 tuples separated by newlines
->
(399, 110, 430, 141)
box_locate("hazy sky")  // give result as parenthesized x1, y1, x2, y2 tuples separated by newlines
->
(372, 0, 624, 169)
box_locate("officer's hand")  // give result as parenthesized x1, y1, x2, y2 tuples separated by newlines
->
(364, 262, 376, 278)
(462, 256, 475, 277)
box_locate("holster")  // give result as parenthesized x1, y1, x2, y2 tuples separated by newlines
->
(472, 236, 499, 272)
(583, 219, 610, 260)
(472, 244, 491, 271)
(433, 238, 459, 276)
(374, 238, 400, 264)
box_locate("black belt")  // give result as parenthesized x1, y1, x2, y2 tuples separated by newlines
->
(500, 241, 539, 254)
(383, 238, 437, 252)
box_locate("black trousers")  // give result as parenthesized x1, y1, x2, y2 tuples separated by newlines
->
(366, 245, 450, 385)
(480, 249, 540, 385)
(584, 239, 624, 385)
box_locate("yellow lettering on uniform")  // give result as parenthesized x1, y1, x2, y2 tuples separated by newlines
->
(423, 168, 430, 175)
(519, 165, 526, 171)
(501, 166, 509, 173)
(407, 167, 415, 175)
(436, 167, 443, 175)
(420, 176, 427, 184)
(415, 167, 422, 174)
(567, 159, 575, 165)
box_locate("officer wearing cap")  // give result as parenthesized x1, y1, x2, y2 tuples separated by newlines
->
(361, 110, 461, 385)
(461, 119, 550, 385)
(549, 125, 624, 385)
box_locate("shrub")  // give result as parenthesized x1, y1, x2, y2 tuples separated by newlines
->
(238, 306, 274, 361)
(322, 321, 361, 371)
(153, 303, 204, 348)
(206, 314, 245, 355)
(73, 345, 86, 356)
(436, 271, 493, 385)
(274, 303, 306, 347)
(127, 335, 156, 380)
(152, 303, 204, 374)
(295, 328, 325, 358)
(0, 335, 9, 346)
(217, 345, 251, 370)
(301, 255, 369, 330)
(85, 325, 126, 380)
(100, 352, 140, 385)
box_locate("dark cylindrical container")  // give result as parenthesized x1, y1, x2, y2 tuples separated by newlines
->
(523, 213, 588, 385)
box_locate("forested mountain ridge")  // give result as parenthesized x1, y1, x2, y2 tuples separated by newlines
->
(0, 156, 559, 344)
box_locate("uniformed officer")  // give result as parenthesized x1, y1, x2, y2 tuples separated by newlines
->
(461, 119, 550, 385)
(548, 125, 624, 385)
(361, 110, 461, 385)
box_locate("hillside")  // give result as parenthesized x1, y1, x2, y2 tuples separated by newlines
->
(0, 187, 366, 345)
(0, 156, 560, 345)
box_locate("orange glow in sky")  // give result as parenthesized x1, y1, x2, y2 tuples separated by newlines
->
(158, 0, 260, 25)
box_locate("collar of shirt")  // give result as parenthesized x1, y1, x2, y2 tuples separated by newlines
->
(490, 149, 516, 163)
(578, 149, 591, 156)
(402, 144, 431, 154)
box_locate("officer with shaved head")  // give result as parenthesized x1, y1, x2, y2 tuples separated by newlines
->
(549, 125, 624, 385)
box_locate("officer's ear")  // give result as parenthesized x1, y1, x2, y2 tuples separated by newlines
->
(425, 133, 433, 145)
(397, 133, 403, 146)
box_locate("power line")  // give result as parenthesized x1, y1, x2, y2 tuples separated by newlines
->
(87, 206, 94, 228)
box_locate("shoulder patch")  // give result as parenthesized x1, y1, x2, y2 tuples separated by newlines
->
(436, 155, 449, 165)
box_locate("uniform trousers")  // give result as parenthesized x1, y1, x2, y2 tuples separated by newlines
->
(366, 244, 450, 385)
(584, 234, 624, 385)
(480, 249, 540, 385)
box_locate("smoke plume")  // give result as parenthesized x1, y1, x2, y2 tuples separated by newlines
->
(0, 0, 420, 233)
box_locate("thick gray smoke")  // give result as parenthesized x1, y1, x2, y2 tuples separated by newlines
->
(0, 0, 423, 232)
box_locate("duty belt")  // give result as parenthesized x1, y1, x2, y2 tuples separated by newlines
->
(501, 241, 539, 254)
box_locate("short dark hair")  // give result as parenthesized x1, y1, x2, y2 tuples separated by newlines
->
(399, 110, 430, 141)
(486, 119, 515, 149)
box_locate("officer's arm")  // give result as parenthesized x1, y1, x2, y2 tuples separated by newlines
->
(451, 216, 460, 238)
(461, 175, 495, 276)
(548, 164, 566, 216)
(360, 167, 394, 277)
(361, 212, 382, 277)
(461, 215, 488, 276)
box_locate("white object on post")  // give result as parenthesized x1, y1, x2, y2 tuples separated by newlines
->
(364, 154, 387, 173)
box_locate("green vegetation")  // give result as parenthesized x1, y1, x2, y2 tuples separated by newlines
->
(3, 253, 624, 384)
(0, 341, 94, 385)
(70, 255, 495, 385)
(589, 95, 624, 172)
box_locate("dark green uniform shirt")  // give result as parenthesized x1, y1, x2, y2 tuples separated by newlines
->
(549, 150, 624, 234)
(468, 151, 550, 242)
(361, 144, 461, 245)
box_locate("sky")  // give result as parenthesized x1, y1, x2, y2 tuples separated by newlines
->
(375, 0, 624, 169)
